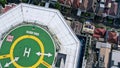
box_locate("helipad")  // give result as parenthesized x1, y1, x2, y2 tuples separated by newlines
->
(0, 24, 55, 68)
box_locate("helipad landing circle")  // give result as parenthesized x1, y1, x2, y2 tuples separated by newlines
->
(10, 35, 44, 67)
(0, 24, 55, 68)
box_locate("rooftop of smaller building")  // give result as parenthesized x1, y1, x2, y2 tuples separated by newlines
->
(93, 28, 106, 39)
(107, 31, 118, 44)
(82, 21, 95, 34)
(96, 42, 111, 49)
(99, 47, 111, 68)
(111, 50, 120, 68)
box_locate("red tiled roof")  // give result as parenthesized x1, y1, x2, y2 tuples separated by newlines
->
(58, 0, 96, 10)
(93, 34, 101, 39)
(108, 31, 117, 43)
(104, 0, 111, 13)
(93, 28, 106, 39)
(95, 28, 106, 36)
(109, 2, 118, 16)
(2, 5, 11, 13)
(58, 0, 83, 8)
(73, 0, 80, 8)
(105, 0, 112, 6)
(58, 0, 65, 4)
(66, 0, 73, 5)
(58, 0, 73, 6)
(79, 0, 88, 10)
(104, 0, 118, 16)
(2, 4, 16, 13)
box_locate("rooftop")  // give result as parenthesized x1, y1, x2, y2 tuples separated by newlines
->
(0, 3, 80, 68)
(93, 28, 106, 39)
(107, 31, 118, 44)
(96, 42, 111, 49)
(111, 50, 120, 68)
(108, 2, 118, 16)
(1, 3, 16, 13)
(71, 21, 82, 35)
(99, 47, 111, 68)
(82, 22, 95, 34)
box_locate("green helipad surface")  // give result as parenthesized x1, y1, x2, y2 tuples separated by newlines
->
(0, 24, 55, 68)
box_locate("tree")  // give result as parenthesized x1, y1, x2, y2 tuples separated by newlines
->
(0, 0, 7, 7)
(22, 0, 28, 3)
(54, 2, 61, 10)
(33, 0, 40, 5)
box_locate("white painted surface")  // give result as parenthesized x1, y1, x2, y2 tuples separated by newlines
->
(111, 50, 120, 68)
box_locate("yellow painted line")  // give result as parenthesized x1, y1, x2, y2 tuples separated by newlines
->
(10, 35, 44, 68)
(0, 54, 10, 59)
(41, 60, 51, 68)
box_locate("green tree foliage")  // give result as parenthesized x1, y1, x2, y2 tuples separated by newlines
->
(33, 0, 39, 5)
(55, 2, 61, 10)
(22, 0, 28, 3)
(0, 0, 7, 7)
